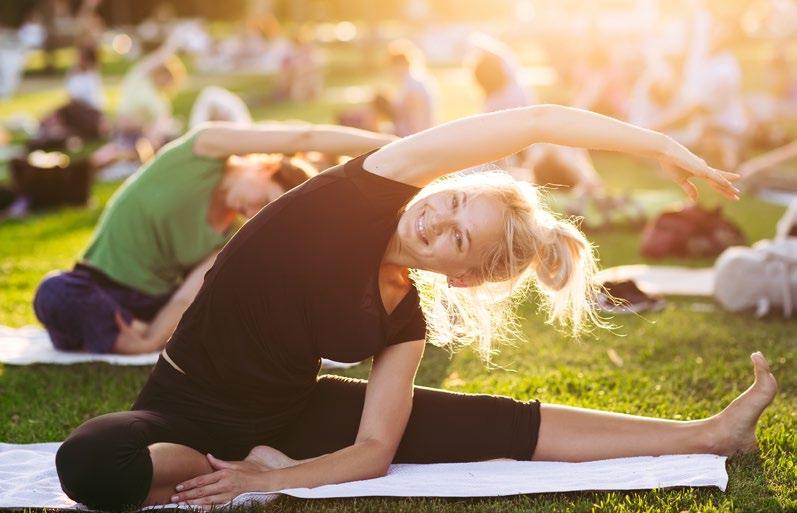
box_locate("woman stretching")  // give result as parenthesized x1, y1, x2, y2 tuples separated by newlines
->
(56, 105, 776, 509)
(34, 122, 394, 354)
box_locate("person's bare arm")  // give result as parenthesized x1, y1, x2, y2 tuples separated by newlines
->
(170, 339, 425, 505)
(113, 251, 218, 354)
(130, 24, 189, 78)
(364, 104, 738, 201)
(737, 140, 797, 183)
(648, 97, 702, 132)
(192, 122, 398, 160)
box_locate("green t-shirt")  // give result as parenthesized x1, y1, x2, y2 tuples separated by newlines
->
(83, 130, 231, 295)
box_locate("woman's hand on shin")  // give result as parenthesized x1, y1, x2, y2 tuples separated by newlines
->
(170, 453, 275, 506)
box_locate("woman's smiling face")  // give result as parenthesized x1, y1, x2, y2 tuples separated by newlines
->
(395, 187, 506, 287)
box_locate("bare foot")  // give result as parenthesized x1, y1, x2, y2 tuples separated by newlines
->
(709, 352, 777, 456)
(245, 445, 300, 470)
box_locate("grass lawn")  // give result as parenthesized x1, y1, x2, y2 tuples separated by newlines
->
(0, 48, 795, 513)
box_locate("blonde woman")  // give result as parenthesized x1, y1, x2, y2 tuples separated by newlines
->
(56, 106, 775, 509)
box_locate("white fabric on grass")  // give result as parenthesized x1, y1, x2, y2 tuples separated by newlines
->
(595, 265, 715, 297)
(0, 442, 728, 509)
(0, 326, 357, 369)
(0, 326, 159, 366)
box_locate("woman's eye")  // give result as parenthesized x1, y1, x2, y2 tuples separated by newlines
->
(451, 194, 458, 209)
(455, 230, 463, 251)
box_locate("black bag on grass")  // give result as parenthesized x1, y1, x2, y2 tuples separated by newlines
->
(11, 152, 92, 210)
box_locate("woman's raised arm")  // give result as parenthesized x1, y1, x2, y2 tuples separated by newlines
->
(193, 122, 397, 160)
(364, 104, 739, 200)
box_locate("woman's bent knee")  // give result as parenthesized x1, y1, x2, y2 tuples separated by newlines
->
(32, 272, 69, 326)
(33, 271, 84, 350)
(56, 413, 155, 510)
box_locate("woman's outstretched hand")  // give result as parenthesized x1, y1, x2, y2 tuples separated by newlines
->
(657, 139, 740, 202)
(171, 453, 273, 507)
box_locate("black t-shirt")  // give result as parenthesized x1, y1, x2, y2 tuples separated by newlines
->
(166, 151, 426, 412)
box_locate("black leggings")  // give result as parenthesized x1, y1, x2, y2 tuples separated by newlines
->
(56, 358, 540, 511)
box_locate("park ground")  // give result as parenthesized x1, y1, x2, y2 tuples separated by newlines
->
(0, 44, 795, 512)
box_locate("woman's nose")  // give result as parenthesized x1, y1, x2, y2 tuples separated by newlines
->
(429, 212, 453, 235)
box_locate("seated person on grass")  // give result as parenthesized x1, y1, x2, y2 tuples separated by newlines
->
(33, 122, 395, 354)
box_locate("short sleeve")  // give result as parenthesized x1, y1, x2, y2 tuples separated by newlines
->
(343, 150, 421, 214)
(387, 299, 427, 346)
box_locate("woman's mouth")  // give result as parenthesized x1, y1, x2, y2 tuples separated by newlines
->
(416, 209, 429, 245)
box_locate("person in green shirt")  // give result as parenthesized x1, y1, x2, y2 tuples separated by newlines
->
(33, 122, 396, 354)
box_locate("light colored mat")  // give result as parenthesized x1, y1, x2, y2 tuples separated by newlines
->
(0, 326, 357, 369)
(595, 265, 715, 297)
(0, 442, 728, 509)
(757, 188, 797, 207)
(0, 326, 160, 366)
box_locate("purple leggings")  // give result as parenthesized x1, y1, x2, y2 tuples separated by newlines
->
(33, 264, 171, 353)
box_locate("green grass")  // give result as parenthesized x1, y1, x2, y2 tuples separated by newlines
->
(1, 48, 796, 513)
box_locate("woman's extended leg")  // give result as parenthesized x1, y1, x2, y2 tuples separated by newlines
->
(533, 352, 777, 462)
(270, 353, 775, 465)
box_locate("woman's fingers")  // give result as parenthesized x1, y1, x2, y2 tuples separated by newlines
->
(185, 492, 235, 507)
(718, 169, 741, 181)
(695, 165, 738, 195)
(706, 178, 740, 201)
(701, 167, 740, 200)
(667, 145, 741, 196)
(172, 480, 227, 503)
(175, 471, 221, 493)
(665, 158, 740, 201)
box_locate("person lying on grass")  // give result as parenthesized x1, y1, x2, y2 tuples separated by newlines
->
(33, 122, 395, 354)
(55, 105, 776, 510)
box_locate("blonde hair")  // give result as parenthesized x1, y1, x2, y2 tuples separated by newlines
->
(408, 171, 601, 360)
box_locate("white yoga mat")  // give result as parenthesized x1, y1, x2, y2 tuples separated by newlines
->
(595, 265, 715, 297)
(0, 326, 160, 366)
(0, 442, 728, 510)
(0, 326, 358, 369)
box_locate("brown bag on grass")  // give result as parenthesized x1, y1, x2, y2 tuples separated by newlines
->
(640, 204, 746, 258)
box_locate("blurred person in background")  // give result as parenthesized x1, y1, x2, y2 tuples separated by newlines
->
(468, 35, 604, 212)
(385, 39, 436, 137)
(90, 27, 189, 175)
(32, 45, 106, 147)
(189, 86, 253, 130)
(0, 11, 45, 100)
(272, 28, 324, 102)
(338, 40, 436, 138)
(642, 7, 749, 170)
